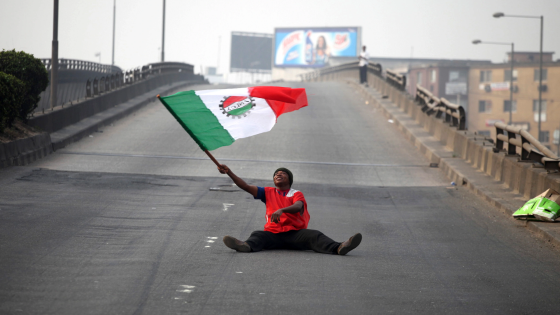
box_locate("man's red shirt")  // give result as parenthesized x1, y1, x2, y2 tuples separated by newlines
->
(255, 187, 310, 233)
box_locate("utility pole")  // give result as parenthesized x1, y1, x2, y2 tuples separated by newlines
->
(508, 43, 514, 125)
(161, 0, 165, 62)
(112, 0, 116, 67)
(50, 0, 59, 110)
(217, 36, 221, 74)
(537, 15, 543, 141)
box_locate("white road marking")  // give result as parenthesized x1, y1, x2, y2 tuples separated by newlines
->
(177, 289, 193, 293)
(207, 237, 218, 239)
(236, 271, 243, 274)
(223, 203, 234, 211)
(180, 285, 196, 289)
(206, 240, 215, 243)
(205, 246, 211, 248)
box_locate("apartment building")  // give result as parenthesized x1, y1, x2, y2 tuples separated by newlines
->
(467, 53, 560, 153)
(408, 60, 490, 108)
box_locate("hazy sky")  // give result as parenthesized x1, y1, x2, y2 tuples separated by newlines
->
(1, 0, 559, 73)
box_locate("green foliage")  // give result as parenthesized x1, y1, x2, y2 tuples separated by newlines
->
(0, 49, 49, 121)
(0, 72, 25, 132)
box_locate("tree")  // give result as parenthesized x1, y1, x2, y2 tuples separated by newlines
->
(0, 72, 25, 132)
(0, 50, 49, 121)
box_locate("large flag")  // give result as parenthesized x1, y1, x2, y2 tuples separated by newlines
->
(157, 86, 308, 151)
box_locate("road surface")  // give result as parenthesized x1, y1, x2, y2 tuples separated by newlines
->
(1, 81, 560, 314)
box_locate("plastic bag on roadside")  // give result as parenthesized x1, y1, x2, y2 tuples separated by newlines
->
(513, 189, 560, 222)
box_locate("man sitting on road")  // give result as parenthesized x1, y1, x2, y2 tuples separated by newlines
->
(218, 165, 362, 255)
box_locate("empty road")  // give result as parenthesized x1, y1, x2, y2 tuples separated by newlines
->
(1, 81, 560, 314)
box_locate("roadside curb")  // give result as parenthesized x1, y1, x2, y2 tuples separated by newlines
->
(0, 133, 53, 169)
(345, 79, 560, 250)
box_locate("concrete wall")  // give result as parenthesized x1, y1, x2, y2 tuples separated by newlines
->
(29, 72, 205, 134)
(303, 67, 560, 200)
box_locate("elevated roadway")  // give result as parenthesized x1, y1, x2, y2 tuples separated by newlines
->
(1, 81, 560, 314)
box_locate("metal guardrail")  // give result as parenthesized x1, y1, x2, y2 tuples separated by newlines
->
(299, 61, 383, 82)
(494, 121, 560, 172)
(85, 62, 195, 97)
(415, 85, 466, 130)
(35, 61, 200, 113)
(41, 58, 121, 74)
(386, 69, 406, 91)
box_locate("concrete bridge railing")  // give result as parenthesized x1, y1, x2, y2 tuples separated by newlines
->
(31, 61, 207, 134)
(301, 62, 560, 199)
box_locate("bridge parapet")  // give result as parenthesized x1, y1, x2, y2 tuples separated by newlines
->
(41, 58, 121, 74)
(36, 61, 203, 114)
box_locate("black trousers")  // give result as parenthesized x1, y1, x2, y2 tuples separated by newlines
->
(360, 65, 367, 84)
(245, 229, 341, 254)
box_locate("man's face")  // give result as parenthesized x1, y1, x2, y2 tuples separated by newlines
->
(273, 171, 290, 187)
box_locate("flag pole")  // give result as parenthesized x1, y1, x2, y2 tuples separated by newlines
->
(204, 150, 221, 167)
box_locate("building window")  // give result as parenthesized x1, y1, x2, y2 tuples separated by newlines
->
(477, 130, 491, 137)
(430, 70, 436, 83)
(539, 131, 550, 143)
(449, 71, 459, 82)
(429, 85, 434, 92)
(503, 100, 517, 113)
(504, 70, 518, 82)
(534, 69, 548, 81)
(417, 72, 423, 86)
(554, 129, 560, 145)
(533, 100, 547, 122)
(480, 70, 492, 82)
(479, 100, 492, 113)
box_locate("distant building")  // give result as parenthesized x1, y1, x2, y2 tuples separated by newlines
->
(468, 52, 560, 152)
(507, 51, 555, 63)
(407, 60, 491, 108)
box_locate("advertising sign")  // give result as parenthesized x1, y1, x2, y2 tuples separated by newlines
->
(230, 32, 273, 73)
(445, 82, 467, 95)
(274, 27, 360, 68)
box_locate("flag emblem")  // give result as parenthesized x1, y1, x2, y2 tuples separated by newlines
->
(220, 96, 256, 118)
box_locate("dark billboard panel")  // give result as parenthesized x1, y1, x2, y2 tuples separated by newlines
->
(274, 27, 360, 68)
(230, 32, 273, 73)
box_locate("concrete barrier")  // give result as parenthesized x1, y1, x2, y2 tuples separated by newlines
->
(0, 133, 53, 168)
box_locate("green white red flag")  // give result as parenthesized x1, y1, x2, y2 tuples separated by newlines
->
(157, 86, 308, 151)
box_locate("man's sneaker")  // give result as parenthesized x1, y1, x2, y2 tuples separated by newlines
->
(337, 233, 362, 255)
(223, 236, 251, 252)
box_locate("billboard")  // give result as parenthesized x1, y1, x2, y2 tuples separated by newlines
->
(274, 27, 360, 68)
(230, 32, 273, 73)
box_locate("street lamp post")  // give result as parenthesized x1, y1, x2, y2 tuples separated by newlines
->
(161, 0, 165, 62)
(50, 0, 59, 110)
(494, 12, 544, 140)
(112, 0, 116, 67)
(472, 39, 515, 125)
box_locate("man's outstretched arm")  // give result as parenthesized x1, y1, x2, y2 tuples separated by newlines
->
(217, 164, 258, 198)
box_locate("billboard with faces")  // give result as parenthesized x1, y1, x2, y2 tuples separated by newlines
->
(274, 27, 360, 68)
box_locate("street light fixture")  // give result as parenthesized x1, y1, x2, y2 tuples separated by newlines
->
(472, 39, 515, 125)
(494, 12, 544, 140)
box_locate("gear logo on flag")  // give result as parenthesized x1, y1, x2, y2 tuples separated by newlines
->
(219, 96, 256, 119)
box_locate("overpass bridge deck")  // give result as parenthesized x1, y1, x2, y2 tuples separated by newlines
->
(0, 81, 559, 314)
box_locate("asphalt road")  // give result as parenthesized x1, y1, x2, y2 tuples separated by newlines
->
(1, 81, 560, 314)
